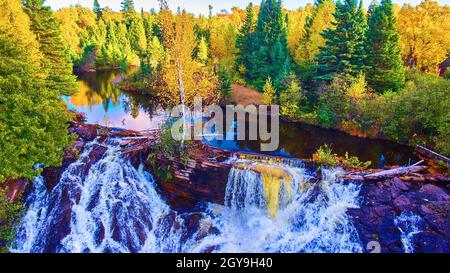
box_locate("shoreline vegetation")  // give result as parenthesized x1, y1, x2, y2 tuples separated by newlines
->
(0, 0, 449, 252)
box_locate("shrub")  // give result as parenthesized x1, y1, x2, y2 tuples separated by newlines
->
(312, 145, 340, 167)
(0, 189, 23, 252)
(312, 145, 371, 169)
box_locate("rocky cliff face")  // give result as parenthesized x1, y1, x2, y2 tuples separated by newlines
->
(349, 178, 450, 253)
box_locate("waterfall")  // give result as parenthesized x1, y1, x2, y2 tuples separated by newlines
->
(192, 160, 363, 253)
(11, 142, 363, 253)
(11, 139, 194, 253)
(394, 212, 424, 253)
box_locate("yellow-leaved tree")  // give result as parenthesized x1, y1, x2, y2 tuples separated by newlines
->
(156, 7, 219, 107)
(397, 0, 450, 73)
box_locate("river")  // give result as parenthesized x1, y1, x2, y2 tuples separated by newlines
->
(64, 70, 417, 168)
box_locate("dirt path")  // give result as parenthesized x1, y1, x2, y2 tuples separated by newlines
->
(230, 84, 263, 106)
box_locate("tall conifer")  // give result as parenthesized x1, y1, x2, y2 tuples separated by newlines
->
(366, 0, 405, 92)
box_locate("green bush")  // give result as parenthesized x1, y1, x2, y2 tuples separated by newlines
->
(0, 189, 23, 252)
(312, 144, 371, 169)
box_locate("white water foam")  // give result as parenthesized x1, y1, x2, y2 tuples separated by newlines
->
(190, 160, 363, 253)
(12, 145, 363, 253)
(11, 139, 188, 253)
(394, 212, 424, 253)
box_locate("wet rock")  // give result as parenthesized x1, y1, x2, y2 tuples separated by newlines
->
(43, 140, 86, 191)
(75, 124, 98, 141)
(393, 177, 409, 191)
(87, 144, 108, 166)
(419, 202, 450, 239)
(351, 177, 450, 253)
(393, 195, 413, 211)
(414, 232, 450, 253)
(418, 184, 450, 202)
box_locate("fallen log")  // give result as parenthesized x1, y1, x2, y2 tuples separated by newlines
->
(416, 145, 450, 165)
(364, 165, 428, 180)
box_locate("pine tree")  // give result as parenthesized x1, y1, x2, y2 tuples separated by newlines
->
(248, 0, 291, 89)
(366, 0, 405, 92)
(23, 0, 78, 95)
(316, 0, 368, 80)
(197, 36, 209, 64)
(0, 0, 71, 181)
(236, 3, 256, 74)
(295, 0, 336, 62)
(129, 17, 147, 55)
(147, 36, 164, 70)
(262, 77, 277, 105)
(121, 0, 135, 21)
(93, 0, 102, 19)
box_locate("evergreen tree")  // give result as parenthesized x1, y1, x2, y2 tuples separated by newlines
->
(93, 0, 102, 19)
(129, 18, 147, 55)
(235, 3, 256, 74)
(366, 0, 405, 92)
(218, 66, 232, 98)
(121, 0, 135, 21)
(316, 0, 368, 80)
(248, 0, 291, 89)
(296, 0, 336, 62)
(23, 0, 78, 95)
(262, 77, 277, 104)
(0, 0, 71, 181)
(197, 36, 209, 64)
(147, 36, 164, 70)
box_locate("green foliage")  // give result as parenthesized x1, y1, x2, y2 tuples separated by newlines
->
(93, 0, 102, 19)
(129, 17, 147, 55)
(23, 0, 78, 96)
(366, 0, 405, 93)
(0, 189, 23, 252)
(218, 65, 233, 98)
(295, 0, 335, 62)
(317, 75, 352, 128)
(236, 3, 256, 74)
(0, 0, 72, 182)
(121, 0, 135, 18)
(280, 77, 302, 119)
(312, 144, 371, 168)
(312, 144, 340, 167)
(262, 77, 277, 105)
(237, 0, 291, 90)
(147, 125, 192, 182)
(379, 74, 449, 154)
(316, 0, 368, 80)
(342, 152, 371, 169)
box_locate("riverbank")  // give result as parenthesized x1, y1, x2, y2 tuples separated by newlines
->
(228, 84, 449, 157)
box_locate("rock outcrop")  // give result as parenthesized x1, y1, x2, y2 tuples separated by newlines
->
(348, 177, 450, 253)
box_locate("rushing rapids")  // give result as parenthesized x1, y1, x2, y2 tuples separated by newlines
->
(11, 139, 204, 253)
(12, 138, 437, 253)
(193, 159, 363, 253)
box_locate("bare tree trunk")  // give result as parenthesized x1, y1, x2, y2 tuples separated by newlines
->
(177, 64, 187, 147)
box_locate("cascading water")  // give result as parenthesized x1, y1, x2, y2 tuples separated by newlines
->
(190, 159, 364, 253)
(11, 138, 197, 253)
(12, 142, 364, 253)
(394, 212, 424, 253)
